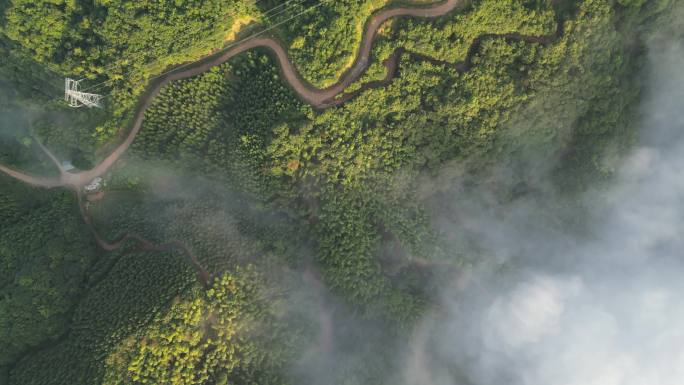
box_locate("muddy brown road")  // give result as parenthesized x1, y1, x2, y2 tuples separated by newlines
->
(0, 0, 464, 189)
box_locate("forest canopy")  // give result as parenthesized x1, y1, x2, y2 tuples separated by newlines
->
(0, 0, 678, 384)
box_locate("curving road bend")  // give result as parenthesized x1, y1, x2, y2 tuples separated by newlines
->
(76, 190, 212, 286)
(0, 0, 463, 190)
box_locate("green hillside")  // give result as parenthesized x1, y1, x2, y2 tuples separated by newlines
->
(0, 0, 677, 384)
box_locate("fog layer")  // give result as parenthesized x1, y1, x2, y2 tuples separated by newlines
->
(404, 27, 684, 385)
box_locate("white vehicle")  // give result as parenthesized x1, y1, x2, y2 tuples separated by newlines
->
(84, 177, 103, 193)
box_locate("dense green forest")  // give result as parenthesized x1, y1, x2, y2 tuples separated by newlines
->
(0, 0, 679, 384)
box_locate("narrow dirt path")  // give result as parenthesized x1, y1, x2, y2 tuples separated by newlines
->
(76, 190, 212, 286)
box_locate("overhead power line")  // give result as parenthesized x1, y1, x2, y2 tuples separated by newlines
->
(80, 0, 323, 96)
(78, 0, 307, 88)
(42, 0, 328, 107)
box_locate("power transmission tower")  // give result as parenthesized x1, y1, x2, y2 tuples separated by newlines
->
(64, 78, 103, 108)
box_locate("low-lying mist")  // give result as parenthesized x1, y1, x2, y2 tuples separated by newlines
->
(401, 27, 684, 385)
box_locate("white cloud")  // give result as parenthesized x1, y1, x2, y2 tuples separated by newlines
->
(404, 32, 684, 385)
(484, 275, 580, 349)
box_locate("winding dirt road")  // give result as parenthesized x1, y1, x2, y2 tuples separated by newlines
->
(0, 0, 561, 285)
(0, 0, 464, 190)
(75, 190, 212, 286)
